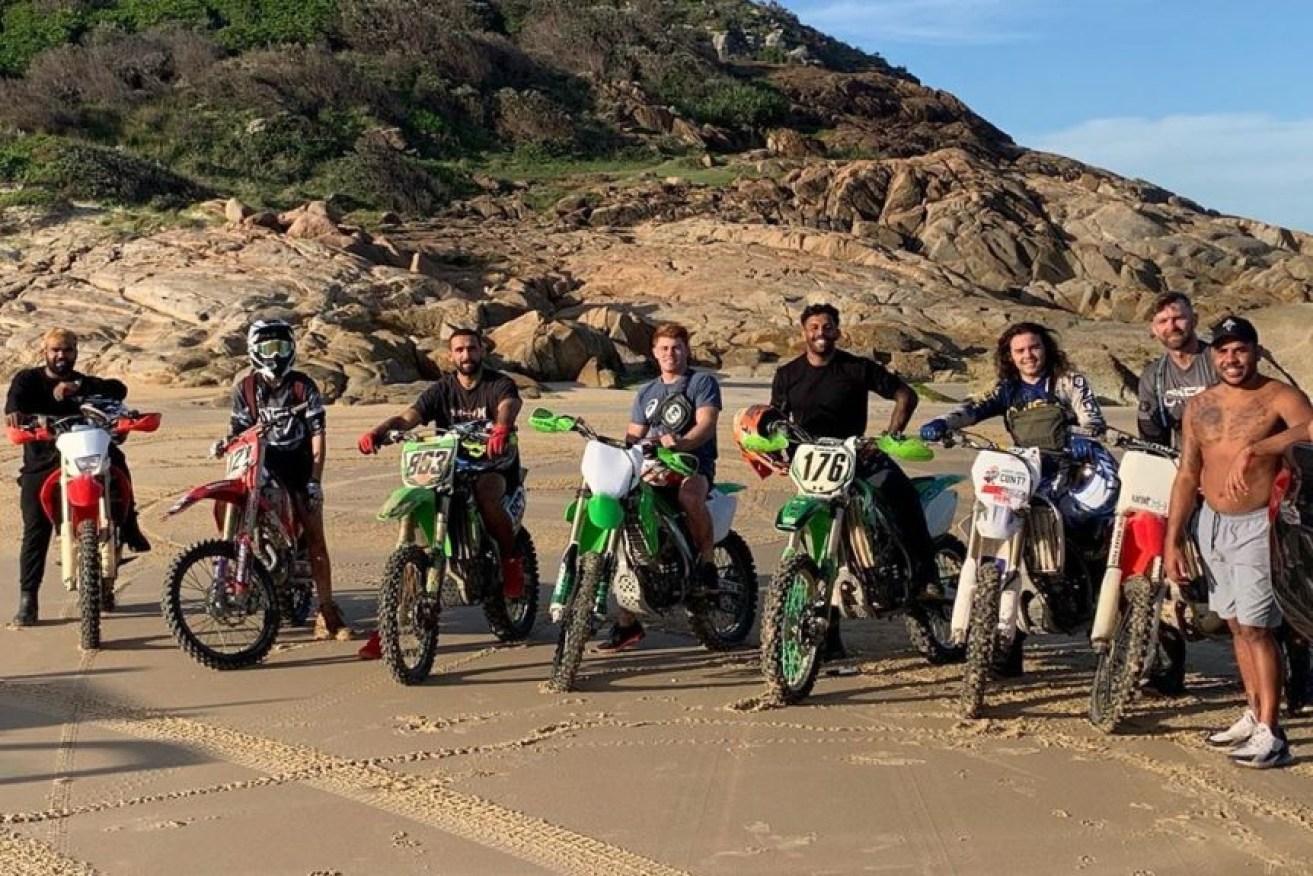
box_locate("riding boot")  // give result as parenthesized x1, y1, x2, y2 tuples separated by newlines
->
(820, 607, 847, 661)
(11, 591, 37, 626)
(120, 509, 152, 553)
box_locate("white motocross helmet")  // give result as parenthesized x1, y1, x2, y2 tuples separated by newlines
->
(247, 318, 296, 382)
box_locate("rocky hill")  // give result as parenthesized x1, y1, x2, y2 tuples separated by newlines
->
(0, 1, 1309, 403)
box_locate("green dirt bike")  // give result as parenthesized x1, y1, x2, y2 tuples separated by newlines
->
(370, 421, 539, 685)
(739, 423, 965, 705)
(529, 408, 758, 693)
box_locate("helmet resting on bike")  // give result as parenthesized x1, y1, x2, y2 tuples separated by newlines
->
(733, 404, 788, 479)
(247, 319, 296, 382)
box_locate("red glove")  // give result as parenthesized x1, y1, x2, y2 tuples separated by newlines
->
(487, 424, 513, 458)
(357, 430, 380, 455)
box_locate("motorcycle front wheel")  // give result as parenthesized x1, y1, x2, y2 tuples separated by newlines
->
(761, 553, 828, 705)
(1089, 576, 1156, 733)
(687, 530, 758, 650)
(905, 534, 967, 665)
(546, 551, 603, 693)
(378, 545, 439, 685)
(77, 520, 102, 651)
(483, 528, 541, 642)
(163, 539, 280, 670)
(959, 562, 1003, 719)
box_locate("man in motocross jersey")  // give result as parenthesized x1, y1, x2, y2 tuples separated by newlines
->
(769, 302, 939, 660)
(5, 328, 152, 626)
(598, 322, 722, 652)
(356, 327, 524, 660)
(1165, 316, 1313, 768)
(226, 319, 350, 641)
(920, 321, 1118, 676)
(1135, 292, 1216, 695)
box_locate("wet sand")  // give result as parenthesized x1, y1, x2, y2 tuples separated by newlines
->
(1, 381, 1311, 875)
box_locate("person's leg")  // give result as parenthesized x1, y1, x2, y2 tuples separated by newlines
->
(869, 461, 939, 596)
(474, 472, 523, 597)
(677, 474, 715, 566)
(109, 446, 150, 552)
(15, 471, 53, 624)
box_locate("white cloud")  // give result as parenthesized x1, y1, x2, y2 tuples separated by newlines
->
(1027, 114, 1313, 232)
(784, 0, 1048, 45)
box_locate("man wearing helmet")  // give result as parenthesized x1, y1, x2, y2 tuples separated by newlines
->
(597, 322, 722, 652)
(771, 303, 939, 659)
(5, 328, 151, 626)
(355, 328, 524, 660)
(227, 319, 349, 641)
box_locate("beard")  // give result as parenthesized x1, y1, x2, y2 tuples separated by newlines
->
(456, 359, 481, 375)
(1161, 331, 1194, 352)
(807, 337, 833, 356)
(47, 357, 73, 377)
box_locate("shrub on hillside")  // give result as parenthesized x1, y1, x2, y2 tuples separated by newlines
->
(494, 88, 575, 154)
(316, 139, 467, 216)
(7, 138, 209, 207)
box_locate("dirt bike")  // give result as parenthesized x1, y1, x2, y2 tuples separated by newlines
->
(7, 397, 160, 649)
(740, 423, 964, 705)
(369, 420, 539, 685)
(160, 403, 316, 670)
(528, 408, 757, 693)
(1086, 427, 1204, 733)
(1272, 442, 1313, 641)
(939, 429, 1108, 719)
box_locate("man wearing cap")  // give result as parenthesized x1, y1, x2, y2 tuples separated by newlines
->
(1165, 316, 1313, 768)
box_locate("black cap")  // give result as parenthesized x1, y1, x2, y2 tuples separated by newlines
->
(1209, 315, 1259, 348)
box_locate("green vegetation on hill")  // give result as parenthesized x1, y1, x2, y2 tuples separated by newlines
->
(0, 0, 893, 213)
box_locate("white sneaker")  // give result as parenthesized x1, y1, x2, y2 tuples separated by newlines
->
(1230, 724, 1294, 769)
(1206, 708, 1257, 749)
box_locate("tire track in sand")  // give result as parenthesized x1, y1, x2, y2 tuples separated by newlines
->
(0, 681, 689, 876)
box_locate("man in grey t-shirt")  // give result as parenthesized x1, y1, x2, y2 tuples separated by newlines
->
(598, 322, 723, 652)
(1138, 292, 1218, 448)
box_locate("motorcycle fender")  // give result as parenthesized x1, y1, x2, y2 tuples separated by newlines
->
(775, 495, 829, 532)
(163, 479, 245, 519)
(65, 474, 102, 526)
(376, 487, 436, 544)
(576, 494, 623, 553)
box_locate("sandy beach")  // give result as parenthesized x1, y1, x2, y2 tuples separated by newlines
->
(1, 380, 1310, 875)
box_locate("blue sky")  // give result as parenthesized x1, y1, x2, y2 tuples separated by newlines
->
(776, 1, 1313, 232)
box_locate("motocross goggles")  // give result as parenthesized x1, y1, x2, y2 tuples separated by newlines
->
(252, 338, 293, 357)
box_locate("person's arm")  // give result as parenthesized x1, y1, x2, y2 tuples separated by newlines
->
(304, 379, 327, 481)
(865, 360, 918, 434)
(1137, 364, 1169, 444)
(887, 381, 918, 435)
(1224, 388, 1313, 499)
(1164, 399, 1203, 582)
(940, 383, 1002, 430)
(367, 406, 423, 441)
(1065, 372, 1106, 434)
(229, 381, 252, 437)
(770, 368, 788, 416)
(664, 405, 718, 451)
(5, 371, 33, 426)
(80, 375, 128, 402)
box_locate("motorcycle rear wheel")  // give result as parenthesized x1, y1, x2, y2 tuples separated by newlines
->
(77, 520, 101, 651)
(905, 534, 967, 665)
(378, 545, 439, 685)
(163, 539, 280, 670)
(546, 551, 603, 693)
(483, 528, 541, 642)
(1089, 576, 1156, 733)
(687, 530, 758, 650)
(959, 562, 1003, 720)
(761, 553, 827, 705)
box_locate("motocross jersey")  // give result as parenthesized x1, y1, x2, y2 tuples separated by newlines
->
(1137, 348, 1217, 448)
(228, 370, 326, 451)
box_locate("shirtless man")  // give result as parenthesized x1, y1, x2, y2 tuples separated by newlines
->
(1164, 316, 1313, 769)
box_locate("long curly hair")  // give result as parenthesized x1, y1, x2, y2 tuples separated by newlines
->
(994, 322, 1070, 382)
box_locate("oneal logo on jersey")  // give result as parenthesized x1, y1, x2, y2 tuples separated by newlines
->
(644, 398, 660, 419)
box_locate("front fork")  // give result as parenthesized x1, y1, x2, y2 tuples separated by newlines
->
(949, 512, 1026, 645)
(59, 474, 116, 591)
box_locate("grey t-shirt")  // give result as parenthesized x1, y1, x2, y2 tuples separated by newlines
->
(629, 370, 722, 479)
(1137, 350, 1217, 447)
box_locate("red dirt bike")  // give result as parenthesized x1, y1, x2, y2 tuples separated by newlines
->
(160, 402, 315, 669)
(7, 397, 161, 650)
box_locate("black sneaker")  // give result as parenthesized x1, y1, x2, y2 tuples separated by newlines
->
(597, 622, 645, 653)
(120, 514, 152, 554)
(991, 632, 1025, 678)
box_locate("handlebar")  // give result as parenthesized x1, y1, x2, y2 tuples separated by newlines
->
(1103, 425, 1178, 459)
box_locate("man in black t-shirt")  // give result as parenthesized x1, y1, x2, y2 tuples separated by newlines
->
(356, 328, 524, 659)
(4, 328, 150, 626)
(770, 303, 939, 659)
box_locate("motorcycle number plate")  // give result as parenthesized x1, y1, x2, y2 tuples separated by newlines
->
(789, 443, 856, 496)
(225, 445, 253, 478)
(972, 449, 1033, 510)
(402, 445, 454, 488)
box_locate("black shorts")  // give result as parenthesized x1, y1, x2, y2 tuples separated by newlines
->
(265, 446, 313, 497)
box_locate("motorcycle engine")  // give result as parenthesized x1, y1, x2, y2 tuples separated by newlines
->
(845, 507, 907, 610)
(623, 521, 683, 610)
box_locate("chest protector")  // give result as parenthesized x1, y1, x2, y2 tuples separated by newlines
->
(648, 371, 698, 435)
(1004, 388, 1070, 452)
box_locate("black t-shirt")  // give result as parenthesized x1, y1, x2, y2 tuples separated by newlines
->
(770, 349, 903, 439)
(413, 369, 520, 430)
(4, 367, 128, 473)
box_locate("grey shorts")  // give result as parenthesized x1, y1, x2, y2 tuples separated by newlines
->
(1198, 504, 1281, 629)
